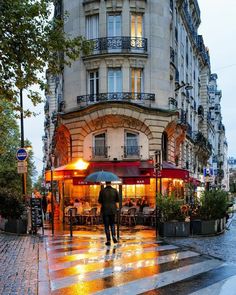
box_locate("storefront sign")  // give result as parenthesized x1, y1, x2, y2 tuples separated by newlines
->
(73, 178, 88, 185)
(123, 178, 150, 185)
(31, 198, 43, 229)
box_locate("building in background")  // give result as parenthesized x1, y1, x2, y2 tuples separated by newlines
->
(43, 0, 228, 221)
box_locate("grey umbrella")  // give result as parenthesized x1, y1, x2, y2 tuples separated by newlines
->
(85, 170, 121, 183)
(85, 170, 122, 241)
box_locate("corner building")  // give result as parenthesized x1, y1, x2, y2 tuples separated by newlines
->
(44, 0, 226, 219)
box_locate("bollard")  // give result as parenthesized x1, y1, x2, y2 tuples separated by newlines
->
(69, 209, 73, 237)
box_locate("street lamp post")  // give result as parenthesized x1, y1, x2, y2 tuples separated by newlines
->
(20, 88, 27, 198)
(50, 154, 55, 235)
(154, 150, 162, 238)
(175, 83, 193, 92)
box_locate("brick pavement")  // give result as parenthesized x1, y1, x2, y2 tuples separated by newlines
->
(0, 233, 40, 295)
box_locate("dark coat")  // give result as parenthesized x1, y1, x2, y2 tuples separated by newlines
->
(98, 185, 119, 215)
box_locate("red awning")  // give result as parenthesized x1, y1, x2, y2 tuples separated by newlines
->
(85, 161, 151, 184)
(45, 160, 189, 183)
(189, 177, 201, 186)
(159, 169, 189, 180)
(157, 161, 189, 180)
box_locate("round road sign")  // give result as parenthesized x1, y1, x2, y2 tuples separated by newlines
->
(16, 148, 28, 161)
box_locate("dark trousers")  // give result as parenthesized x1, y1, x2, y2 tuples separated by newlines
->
(103, 214, 116, 242)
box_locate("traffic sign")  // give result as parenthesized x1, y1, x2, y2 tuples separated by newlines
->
(17, 161, 27, 174)
(16, 148, 28, 161)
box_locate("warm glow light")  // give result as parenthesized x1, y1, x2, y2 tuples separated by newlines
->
(74, 159, 89, 170)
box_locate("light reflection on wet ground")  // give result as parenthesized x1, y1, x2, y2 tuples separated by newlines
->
(42, 225, 234, 294)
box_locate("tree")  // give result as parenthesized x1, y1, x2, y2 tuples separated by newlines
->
(0, 101, 36, 194)
(0, 0, 93, 115)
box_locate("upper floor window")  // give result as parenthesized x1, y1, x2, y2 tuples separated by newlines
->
(107, 14, 121, 37)
(124, 132, 139, 157)
(86, 15, 99, 39)
(88, 70, 99, 101)
(93, 132, 107, 157)
(131, 14, 143, 38)
(131, 68, 143, 94)
(108, 68, 122, 92)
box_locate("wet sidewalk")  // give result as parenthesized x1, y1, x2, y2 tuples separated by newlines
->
(0, 233, 40, 294)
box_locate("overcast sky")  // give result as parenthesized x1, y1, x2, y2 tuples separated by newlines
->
(24, 0, 236, 177)
(198, 0, 236, 158)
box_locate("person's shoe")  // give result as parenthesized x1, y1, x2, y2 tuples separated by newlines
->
(105, 241, 111, 246)
(113, 237, 118, 244)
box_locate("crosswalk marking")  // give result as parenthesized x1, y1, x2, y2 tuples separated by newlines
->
(51, 251, 200, 291)
(48, 245, 179, 273)
(44, 234, 226, 295)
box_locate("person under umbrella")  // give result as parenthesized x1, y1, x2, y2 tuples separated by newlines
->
(98, 181, 119, 246)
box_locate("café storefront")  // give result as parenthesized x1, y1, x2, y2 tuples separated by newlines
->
(45, 159, 189, 223)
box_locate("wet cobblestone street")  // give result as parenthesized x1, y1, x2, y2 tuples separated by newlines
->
(0, 234, 40, 295)
(166, 218, 236, 265)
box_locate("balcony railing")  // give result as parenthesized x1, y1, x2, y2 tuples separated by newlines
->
(168, 97, 178, 110)
(123, 146, 141, 158)
(77, 92, 155, 107)
(88, 37, 148, 55)
(178, 110, 187, 125)
(92, 146, 108, 158)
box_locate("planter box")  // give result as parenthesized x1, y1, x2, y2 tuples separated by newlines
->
(190, 219, 202, 235)
(201, 220, 218, 235)
(217, 217, 226, 233)
(4, 218, 27, 234)
(158, 221, 190, 237)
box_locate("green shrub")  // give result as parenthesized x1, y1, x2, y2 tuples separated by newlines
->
(0, 188, 25, 219)
(199, 190, 228, 220)
(156, 194, 186, 222)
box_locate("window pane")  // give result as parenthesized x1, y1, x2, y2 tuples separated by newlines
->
(131, 14, 143, 37)
(131, 15, 135, 37)
(137, 15, 143, 37)
(108, 69, 122, 92)
(86, 15, 99, 39)
(108, 15, 121, 37)
(131, 68, 143, 94)
(89, 70, 99, 95)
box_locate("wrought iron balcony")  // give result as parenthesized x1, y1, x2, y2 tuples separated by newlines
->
(178, 110, 187, 125)
(186, 123, 193, 138)
(77, 92, 155, 107)
(88, 37, 148, 55)
(123, 146, 141, 158)
(168, 97, 178, 110)
(92, 146, 108, 158)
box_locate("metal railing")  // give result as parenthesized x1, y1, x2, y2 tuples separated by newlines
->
(87, 36, 148, 55)
(123, 146, 141, 158)
(77, 92, 155, 106)
(92, 146, 108, 158)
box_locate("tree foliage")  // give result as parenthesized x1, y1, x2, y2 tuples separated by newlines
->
(0, 0, 93, 115)
(0, 102, 36, 193)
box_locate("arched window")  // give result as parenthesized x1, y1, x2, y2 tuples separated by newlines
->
(162, 132, 168, 161)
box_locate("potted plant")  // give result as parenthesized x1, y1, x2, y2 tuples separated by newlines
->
(192, 190, 229, 235)
(157, 194, 190, 237)
(0, 188, 27, 234)
(201, 189, 228, 234)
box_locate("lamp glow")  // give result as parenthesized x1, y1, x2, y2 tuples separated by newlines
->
(75, 159, 89, 170)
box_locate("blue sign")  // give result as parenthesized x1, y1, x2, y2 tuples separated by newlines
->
(203, 167, 213, 177)
(16, 148, 28, 161)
